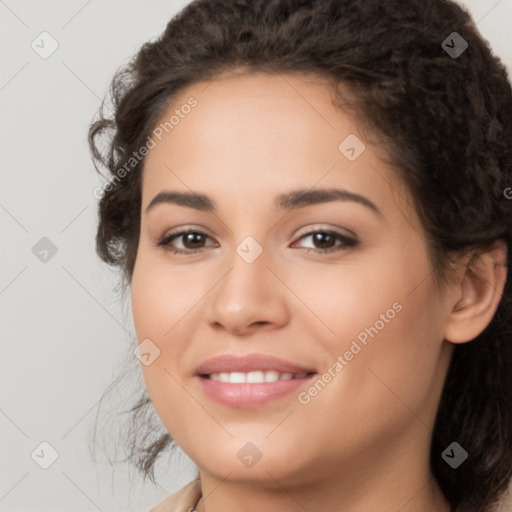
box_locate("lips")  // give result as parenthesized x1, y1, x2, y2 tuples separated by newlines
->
(195, 353, 316, 376)
(194, 353, 317, 408)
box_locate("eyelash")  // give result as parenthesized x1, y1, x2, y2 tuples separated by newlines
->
(156, 228, 359, 255)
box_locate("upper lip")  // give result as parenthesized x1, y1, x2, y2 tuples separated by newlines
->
(195, 353, 317, 375)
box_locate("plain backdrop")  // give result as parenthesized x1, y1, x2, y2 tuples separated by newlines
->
(1, 1, 512, 511)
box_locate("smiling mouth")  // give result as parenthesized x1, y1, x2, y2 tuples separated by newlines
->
(201, 370, 314, 383)
(194, 353, 318, 407)
(196, 370, 317, 408)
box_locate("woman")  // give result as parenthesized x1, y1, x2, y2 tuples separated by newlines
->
(89, 0, 512, 510)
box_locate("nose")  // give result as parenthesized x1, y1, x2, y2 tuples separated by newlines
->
(204, 245, 290, 337)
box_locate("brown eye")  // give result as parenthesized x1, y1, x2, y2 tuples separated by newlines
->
(292, 230, 359, 254)
(156, 228, 358, 256)
(157, 229, 216, 254)
(311, 232, 337, 249)
(179, 232, 206, 249)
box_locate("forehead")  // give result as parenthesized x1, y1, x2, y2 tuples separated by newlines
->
(157, 71, 344, 157)
(141, 71, 414, 224)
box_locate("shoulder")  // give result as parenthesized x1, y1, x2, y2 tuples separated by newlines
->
(148, 478, 202, 512)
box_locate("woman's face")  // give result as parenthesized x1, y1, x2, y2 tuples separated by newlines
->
(131, 71, 455, 489)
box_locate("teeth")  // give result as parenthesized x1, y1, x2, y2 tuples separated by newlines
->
(264, 370, 279, 382)
(208, 371, 308, 383)
(247, 371, 265, 383)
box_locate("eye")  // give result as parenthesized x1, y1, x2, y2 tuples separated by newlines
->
(156, 229, 217, 254)
(155, 228, 359, 255)
(291, 230, 359, 254)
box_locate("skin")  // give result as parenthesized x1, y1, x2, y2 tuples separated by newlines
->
(130, 70, 507, 512)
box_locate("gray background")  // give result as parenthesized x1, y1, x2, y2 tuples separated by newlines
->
(1, 1, 512, 510)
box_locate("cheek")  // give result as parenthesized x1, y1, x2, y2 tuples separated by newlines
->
(131, 251, 201, 342)
(307, 279, 446, 439)
(131, 255, 183, 395)
(130, 252, 213, 434)
(300, 248, 446, 430)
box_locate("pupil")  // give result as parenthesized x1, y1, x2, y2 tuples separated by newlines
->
(185, 233, 203, 248)
(314, 233, 334, 248)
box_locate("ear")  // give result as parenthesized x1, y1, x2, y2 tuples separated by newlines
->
(444, 240, 508, 344)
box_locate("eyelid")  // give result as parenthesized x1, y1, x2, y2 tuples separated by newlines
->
(156, 224, 359, 256)
(157, 225, 215, 241)
(159, 223, 355, 242)
(156, 226, 218, 248)
(293, 223, 357, 240)
(290, 229, 358, 253)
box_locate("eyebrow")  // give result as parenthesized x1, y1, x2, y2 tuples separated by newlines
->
(146, 188, 382, 217)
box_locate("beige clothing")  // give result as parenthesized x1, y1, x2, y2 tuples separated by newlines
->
(148, 477, 512, 511)
(149, 478, 202, 512)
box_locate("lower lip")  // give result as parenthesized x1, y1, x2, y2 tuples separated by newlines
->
(196, 375, 315, 408)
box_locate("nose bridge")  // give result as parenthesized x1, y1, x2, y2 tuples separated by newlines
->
(221, 206, 272, 270)
(234, 234, 266, 266)
(219, 232, 271, 299)
(222, 208, 290, 290)
(205, 230, 289, 333)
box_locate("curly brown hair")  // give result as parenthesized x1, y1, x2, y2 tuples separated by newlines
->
(88, 1, 512, 510)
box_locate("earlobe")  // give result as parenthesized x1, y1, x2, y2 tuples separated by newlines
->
(444, 241, 508, 344)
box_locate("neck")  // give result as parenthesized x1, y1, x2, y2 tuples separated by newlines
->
(196, 475, 450, 512)
(194, 433, 451, 512)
